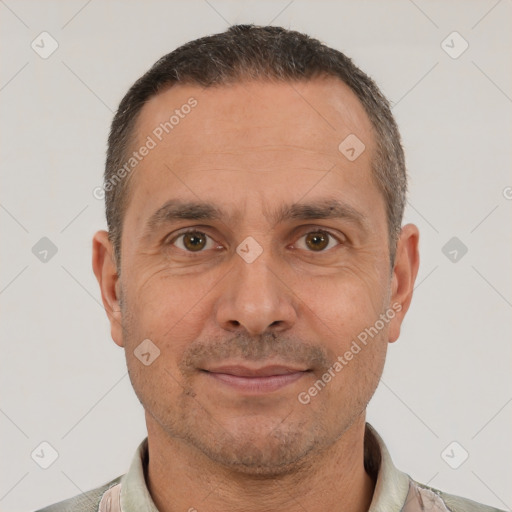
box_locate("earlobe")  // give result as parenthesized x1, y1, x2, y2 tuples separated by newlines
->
(388, 223, 420, 343)
(92, 230, 124, 347)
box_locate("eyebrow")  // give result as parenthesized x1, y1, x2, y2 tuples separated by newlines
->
(271, 199, 368, 229)
(142, 198, 369, 240)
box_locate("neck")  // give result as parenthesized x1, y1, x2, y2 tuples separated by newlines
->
(145, 413, 376, 512)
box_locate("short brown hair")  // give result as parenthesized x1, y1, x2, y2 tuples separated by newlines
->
(104, 24, 407, 271)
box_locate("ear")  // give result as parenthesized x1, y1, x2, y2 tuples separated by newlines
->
(388, 223, 420, 343)
(92, 230, 124, 347)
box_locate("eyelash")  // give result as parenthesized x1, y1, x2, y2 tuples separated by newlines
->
(166, 228, 345, 255)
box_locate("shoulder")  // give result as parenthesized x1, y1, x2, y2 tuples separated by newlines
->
(364, 423, 505, 512)
(408, 479, 506, 512)
(34, 475, 123, 512)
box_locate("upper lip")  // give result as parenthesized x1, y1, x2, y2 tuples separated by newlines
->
(203, 365, 309, 377)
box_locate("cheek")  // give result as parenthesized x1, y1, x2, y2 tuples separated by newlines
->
(126, 263, 219, 330)
(297, 327, 388, 427)
(298, 268, 388, 344)
(123, 244, 390, 359)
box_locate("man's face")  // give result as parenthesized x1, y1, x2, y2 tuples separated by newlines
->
(96, 77, 414, 474)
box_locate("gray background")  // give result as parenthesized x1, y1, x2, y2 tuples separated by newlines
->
(0, 0, 511, 511)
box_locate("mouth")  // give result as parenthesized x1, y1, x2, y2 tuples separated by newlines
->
(200, 364, 311, 394)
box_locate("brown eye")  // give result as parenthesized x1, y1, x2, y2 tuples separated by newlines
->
(305, 232, 329, 251)
(182, 232, 207, 251)
(171, 230, 214, 253)
(296, 230, 340, 252)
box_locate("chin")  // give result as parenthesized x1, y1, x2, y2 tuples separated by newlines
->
(186, 417, 326, 477)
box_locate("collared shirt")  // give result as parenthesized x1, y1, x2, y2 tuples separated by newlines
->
(36, 423, 505, 512)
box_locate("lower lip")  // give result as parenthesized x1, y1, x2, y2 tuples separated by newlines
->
(203, 371, 308, 393)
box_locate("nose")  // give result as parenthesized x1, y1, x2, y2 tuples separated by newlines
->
(214, 248, 298, 336)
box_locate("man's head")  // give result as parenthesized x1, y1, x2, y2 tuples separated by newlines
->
(93, 25, 419, 476)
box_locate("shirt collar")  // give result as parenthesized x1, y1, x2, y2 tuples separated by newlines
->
(118, 422, 410, 512)
(365, 423, 411, 511)
(119, 436, 158, 512)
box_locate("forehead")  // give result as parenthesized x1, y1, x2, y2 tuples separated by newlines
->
(134, 77, 375, 160)
(123, 77, 382, 237)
